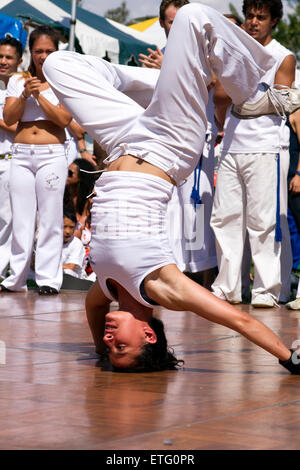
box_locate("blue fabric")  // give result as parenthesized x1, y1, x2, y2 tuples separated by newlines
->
(190, 154, 202, 208)
(275, 153, 282, 242)
(0, 13, 27, 49)
(288, 208, 300, 269)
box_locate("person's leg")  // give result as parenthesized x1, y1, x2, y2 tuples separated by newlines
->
(43, 52, 146, 155)
(0, 160, 12, 278)
(34, 145, 67, 292)
(211, 153, 246, 303)
(2, 153, 37, 291)
(144, 264, 291, 362)
(245, 153, 281, 305)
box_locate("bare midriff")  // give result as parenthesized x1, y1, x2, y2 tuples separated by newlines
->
(15, 120, 66, 145)
(106, 154, 175, 185)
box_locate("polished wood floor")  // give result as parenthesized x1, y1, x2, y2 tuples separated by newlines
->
(1, 288, 300, 450)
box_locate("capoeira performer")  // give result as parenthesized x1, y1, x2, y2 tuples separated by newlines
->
(43, 3, 300, 373)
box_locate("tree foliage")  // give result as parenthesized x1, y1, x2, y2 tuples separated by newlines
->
(105, 1, 130, 24)
(273, 3, 300, 63)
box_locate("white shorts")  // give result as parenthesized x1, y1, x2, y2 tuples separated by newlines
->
(89, 172, 176, 307)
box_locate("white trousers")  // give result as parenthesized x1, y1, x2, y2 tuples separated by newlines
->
(43, 3, 276, 185)
(241, 148, 293, 302)
(0, 159, 12, 278)
(2, 144, 67, 291)
(168, 131, 217, 272)
(211, 151, 284, 302)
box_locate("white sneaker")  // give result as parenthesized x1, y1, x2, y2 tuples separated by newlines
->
(231, 84, 300, 120)
(212, 290, 240, 304)
(251, 293, 279, 308)
(286, 298, 300, 310)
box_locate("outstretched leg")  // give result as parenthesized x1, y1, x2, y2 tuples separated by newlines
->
(144, 264, 291, 362)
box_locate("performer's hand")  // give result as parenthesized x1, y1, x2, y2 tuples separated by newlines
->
(81, 150, 98, 167)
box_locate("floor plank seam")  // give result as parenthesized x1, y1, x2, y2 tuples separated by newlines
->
(86, 399, 300, 449)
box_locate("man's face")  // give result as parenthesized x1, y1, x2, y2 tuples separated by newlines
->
(0, 45, 21, 81)
(244, 6, 277, 45)
(160, 4, 179, 37)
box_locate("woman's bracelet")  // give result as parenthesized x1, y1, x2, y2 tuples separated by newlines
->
(79, 148, 87, 154)
(20, 90, 29, 101)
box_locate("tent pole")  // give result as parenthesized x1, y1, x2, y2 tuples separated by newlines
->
(68, 0, 77, 51)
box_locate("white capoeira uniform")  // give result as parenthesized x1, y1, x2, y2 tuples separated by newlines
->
(211, 39, 294, 304)
(1, 75, 68, 292)
(0, 88, 14, 279)
(43, 3, 276, 306)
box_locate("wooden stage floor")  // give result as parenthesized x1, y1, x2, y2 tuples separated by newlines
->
(0, 289, 300, 450)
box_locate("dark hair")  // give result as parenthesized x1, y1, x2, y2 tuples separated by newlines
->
(224, 14, 243, 27)
(0, 36, 23, 59)
(67, 158, 97, 215)
(28, 25, 59, 76)
(63, 208, 77, 225)
(114, 317, 184, 372)
(159, 0, 190, 21)
(242, 0, 283, 28)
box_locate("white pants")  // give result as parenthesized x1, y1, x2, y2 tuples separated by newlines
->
(43, 3, 276, 185)
(241, 148, 292, 302)
(211, 152, 283, 302)
(2, 144, 67, 291)
(0, 158, 12, 278)
(168, 131, 217, 272)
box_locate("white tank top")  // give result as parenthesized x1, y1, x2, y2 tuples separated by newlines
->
(221, 39, 294, 153)
(6, 74, 60, 122)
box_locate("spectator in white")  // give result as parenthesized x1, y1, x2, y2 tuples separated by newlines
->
(0, 37, 23, 281)
(62, 210, 86, 279)
(211, 0, 295, 307)
(0, 26, 72, 295)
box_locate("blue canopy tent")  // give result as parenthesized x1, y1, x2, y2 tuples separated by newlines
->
(0, 0, 156, 64)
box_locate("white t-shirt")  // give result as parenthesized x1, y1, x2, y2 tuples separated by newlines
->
(221, 39, 294, 153)
(0, 89, 14, 155)
(62, 236, 86, 279)
(6, 74, 60, 122)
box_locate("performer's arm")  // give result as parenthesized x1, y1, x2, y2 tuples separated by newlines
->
(85, 282, 111, 355)
(213, 79, 232, 131)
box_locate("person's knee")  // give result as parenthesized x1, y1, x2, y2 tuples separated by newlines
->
(232, 310, 253, 333)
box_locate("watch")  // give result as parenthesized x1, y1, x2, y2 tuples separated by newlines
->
(79, 148, 87, 154)
(296, 171, 300, 176)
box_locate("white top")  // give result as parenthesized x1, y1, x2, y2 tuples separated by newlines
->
(6, 74, 60, 122)
(221, 39, 294, 153)
(0, 89, 14, 155)
(62, 236, 86, 279)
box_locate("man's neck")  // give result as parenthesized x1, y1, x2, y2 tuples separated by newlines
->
(259, 35, 273, 47)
